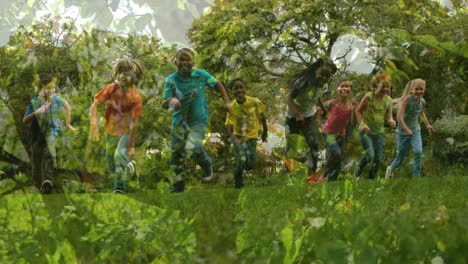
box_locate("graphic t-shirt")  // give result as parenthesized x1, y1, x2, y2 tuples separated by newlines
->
(286, 80, 318, 118)
(363, 92, 391, 135)
(225, 96, 266, 139)
(95, 83, 142, 136)
(163, 69, 217, 127)
(24, 95, 66, 136)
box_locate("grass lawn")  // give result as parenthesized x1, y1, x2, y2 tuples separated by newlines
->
(1, 175, 467, 263)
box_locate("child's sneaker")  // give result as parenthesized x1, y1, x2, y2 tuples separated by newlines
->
(40, 179, 53, 194)
(125, 160, 136, 176)
(385, 166, 393, 179)
(201, 167, 215, 183)
(307, 171, 325, 183)
(113, 189, 126, 194)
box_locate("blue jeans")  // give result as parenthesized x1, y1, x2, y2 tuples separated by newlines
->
(169, 123, 212, 191)
(389, 131, 423, 178)
(356, 132, 384, 179)
(233, 139, 257, 188)
(106, 134, 130, 192)
(322, 133, 345, 181)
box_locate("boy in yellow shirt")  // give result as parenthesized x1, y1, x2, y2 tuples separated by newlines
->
(226, 79, 268, 188)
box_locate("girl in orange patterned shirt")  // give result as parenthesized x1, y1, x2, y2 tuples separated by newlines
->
(89, 59, 145, 193)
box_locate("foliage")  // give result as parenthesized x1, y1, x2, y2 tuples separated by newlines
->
(188, 0, 466, 121)
(433, 115, 468, 140)
(432, 115, 468, 164)
(0, 15, 178, 186)
(0, 0, 214, 45)
(0, 175, 466, 262)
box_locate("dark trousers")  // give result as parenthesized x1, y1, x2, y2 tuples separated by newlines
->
(233, 139, 257, 188)
(285, 116, 319, 174)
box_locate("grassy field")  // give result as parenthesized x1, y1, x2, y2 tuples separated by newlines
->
(1, 175, 467, 263)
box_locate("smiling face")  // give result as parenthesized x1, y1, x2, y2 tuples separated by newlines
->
(411, 80, 426, 99)
(233, 80, 247, 103)
(375, 80, 392, 95)
(315, 66, 333, 85)
(176, 50, 194, 77)
(116, 72, 135, 88)
(337, 80, 352, 98)
(41, 77, 57, 99)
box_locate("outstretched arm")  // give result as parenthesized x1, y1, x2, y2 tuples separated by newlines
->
(397, 96, 412, 136)
(64, 101, 78, 134)
(355, 94, 370, 133)
(420, 111, 434, 134)
(387, 99, 396, 128)
(89, 99, 102, 141)
(216, 81, 233, 114)
(286, 86, 303, 123)
(23, 103, 51, 123)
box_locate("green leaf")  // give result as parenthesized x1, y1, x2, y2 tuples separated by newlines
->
(281, 225, 294, 264)
(390, 29, 411, 41)
(95, 7, 114, 29)
(27, 0, 35, 8)
(415, 34, 442, 50)
(135, 13, 153, 32)
(398, 0, 405, 8)
(0, 178, 16, 194)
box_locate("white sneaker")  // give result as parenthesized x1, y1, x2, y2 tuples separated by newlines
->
(201, 167, 214, 183)
(385, 166, 393, 179)
(126, 160, 136, 175)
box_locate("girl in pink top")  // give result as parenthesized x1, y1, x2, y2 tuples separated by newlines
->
(316, 80, 355, 182)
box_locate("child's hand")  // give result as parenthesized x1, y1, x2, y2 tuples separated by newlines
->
(426, 124, 435, 134)
(294, 112, 304, 124)
(237, 137, 247, 144)
(360, 123, 370, 134)
(388, 119, 396, 128)
(261, 131, 268, 142)
(67, 124, 78, 135)
(168, 98, 181, 111)
(405, 129, 414, 136)
(314, 107, 324, 119)
(35, 103, 51, 114)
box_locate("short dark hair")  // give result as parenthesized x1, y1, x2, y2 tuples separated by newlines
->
(176, 48, 195, 59)
(229, 78, 247, 90)
(39, 73, 53, 87)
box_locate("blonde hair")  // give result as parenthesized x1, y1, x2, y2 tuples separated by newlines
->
(400, 78, 425, 100)
(112, 58, 146, 81)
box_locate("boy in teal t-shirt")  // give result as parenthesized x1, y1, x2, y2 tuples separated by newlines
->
(162, 48, 232, 192)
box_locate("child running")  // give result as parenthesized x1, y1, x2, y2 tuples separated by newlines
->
(355, 74, 396, 179)
(89, 59, 145, 193)
(285, 59, 336, 175)
(225, 78, 268, 188)
(313, 80, 355, 182)
(385, 79, 434, 178)
(162, 48, 232, 192)
(23, 73, 77, 193)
